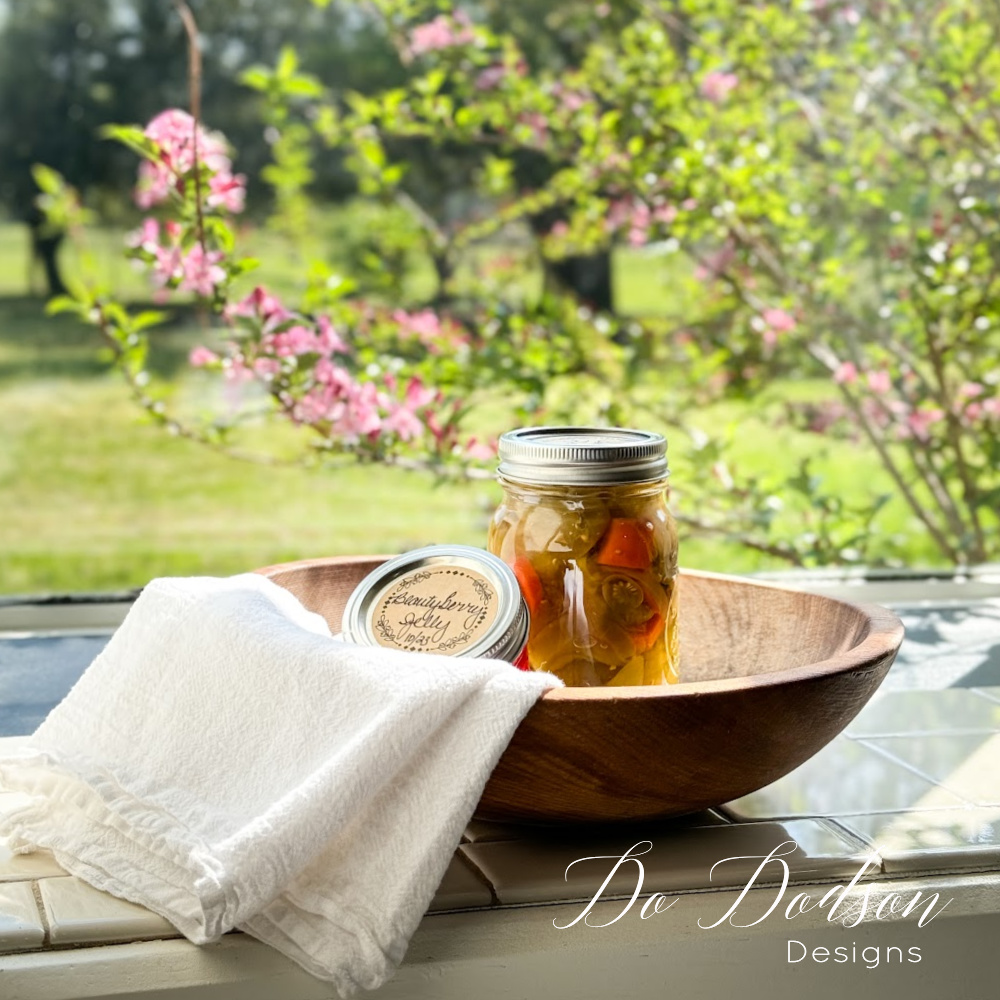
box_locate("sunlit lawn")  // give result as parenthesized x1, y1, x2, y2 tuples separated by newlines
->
(0, 217, 937, 594)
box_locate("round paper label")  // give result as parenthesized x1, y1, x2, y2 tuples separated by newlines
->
(370, 565, 499, 655)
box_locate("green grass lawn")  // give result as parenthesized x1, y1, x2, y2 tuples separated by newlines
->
(0, 217, 939, 594)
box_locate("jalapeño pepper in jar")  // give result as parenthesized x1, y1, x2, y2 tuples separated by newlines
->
(488, 427, 679, 687)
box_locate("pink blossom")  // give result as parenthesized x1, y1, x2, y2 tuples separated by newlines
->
(135, 109, 242, 214)
(178, 244, 226, 297)
(982, 397, 1000, 418)
(270, 324, 321, 357)
(833, 361, 858, 385)
(520, 112, 549, 146)
(144, 109, 229, 175)
(426, 411, 447, 444)
(288, 360, 449, 445)
(314, 358, 356, 394)
(905, 408, 944, 441)
(867, 370, 892, 394)
(552, 83, 587, 113)
(464, 437, 495, 461)
(188, 346, 218, 367)
(253, 357, 282, 379)
(758, 307, 796, 345)
(404, 376, 436, 410)
(393, 308, 442, 343)
(695, 241, 736, 283)
(342, 382, 383, 438)
(316, 315, 348, 354)
(549, 221, 570, 238)
(653, 204, 677, 224)
(628, 201, 652, 247)
(292, 389, 328, 426)
(207, 172, 247, 214)
(383, 404, 424, 442)
(408, 15, 474, 56)
(224, 286, 292, 332)
(134, 160, 175, 209)
(223, 357, 254, 384)
(127, 217, 160, 250)
(958, 381, 985, 399)
(681, 198, 699, 211)
(762, 308, 796, 334)
(700, 72, 738, 103)
(605, 197, 666, 245)
(860, 397, 890, 429)
(964, 402, 984, 423)
(476, 65, 507, 90)
(605, 198, 633, 233)
(151, 244, 183, 287)
(144, 109, 198, 157)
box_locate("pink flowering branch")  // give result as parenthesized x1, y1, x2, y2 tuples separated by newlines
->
(695, 222, 970, 564)
(37, 3, 482, 481)
(909, 286, 988, 559)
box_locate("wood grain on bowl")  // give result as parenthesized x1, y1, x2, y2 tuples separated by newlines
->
(255, 557, 904, 824)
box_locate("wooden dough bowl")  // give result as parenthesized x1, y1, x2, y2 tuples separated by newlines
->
(257, 556, 904, 824)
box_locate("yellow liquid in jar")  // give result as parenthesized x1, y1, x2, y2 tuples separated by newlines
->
(488, 479, 679, 687)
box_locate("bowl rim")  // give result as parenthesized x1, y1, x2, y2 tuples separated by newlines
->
(256, 556, 905, 702)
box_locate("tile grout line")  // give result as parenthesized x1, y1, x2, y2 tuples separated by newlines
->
(847, 727, 1000, 739)
(818, 818, 891, 876)
(29, 879, 51, 948)
(853, 737, 978, 806)
(815, 817, 876, 856)
(718, 803, 978, 821)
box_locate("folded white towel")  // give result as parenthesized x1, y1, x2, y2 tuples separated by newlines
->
(0, 574, 559, 994)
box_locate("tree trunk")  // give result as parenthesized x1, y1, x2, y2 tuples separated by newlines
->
(546, 253, 613, 313)
(28, 218, 68, 298)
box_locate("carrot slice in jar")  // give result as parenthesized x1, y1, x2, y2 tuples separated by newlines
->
(630, 611, 665, 652)
(512, 557, 545, 616)
(594, 518, 654, 570)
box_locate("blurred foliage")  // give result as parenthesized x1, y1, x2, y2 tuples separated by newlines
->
(237, 0, 1000, 566)
(20, 0, 1000, 568)
(0, 0, 403, 225)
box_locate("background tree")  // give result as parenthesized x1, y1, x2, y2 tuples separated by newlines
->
(0, 0, 121, 294)
(36, 0, 1000, 569)
(0, 0, 400, 294)
(0, 0, 632, 304)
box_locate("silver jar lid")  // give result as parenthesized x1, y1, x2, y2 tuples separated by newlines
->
(497, 426, 668, 485)
(341, 544, 529, 663)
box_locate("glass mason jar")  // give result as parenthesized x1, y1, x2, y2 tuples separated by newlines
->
(487, 427, 679, 687)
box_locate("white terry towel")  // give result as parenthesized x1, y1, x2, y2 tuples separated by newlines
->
(0, 574, 559, 994)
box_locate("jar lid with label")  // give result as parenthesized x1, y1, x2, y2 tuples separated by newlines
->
(497, 426, 668, 486)
(340, 544, 529, 665)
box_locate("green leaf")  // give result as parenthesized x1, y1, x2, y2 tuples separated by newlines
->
(31, 164, 66, 196)
(239, 67, 272, 92)
(232, 257, 262, 276)
(99, 123, 158, 160)
(284, 76, 324, 99)
(44, 295, 85, 317)
(131, 311, 169, 332)
(276, 45, 298, 80)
